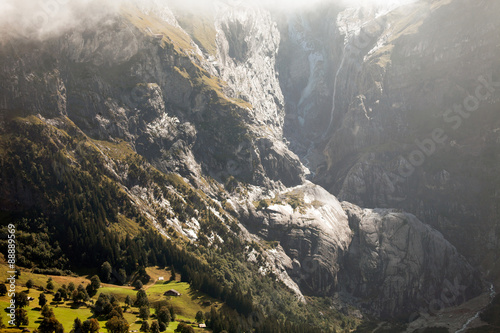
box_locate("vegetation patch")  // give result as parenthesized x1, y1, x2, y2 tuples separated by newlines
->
(254, 189, 316, 213)
(175, 12, 218, 56)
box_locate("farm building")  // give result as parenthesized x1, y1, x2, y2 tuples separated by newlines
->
(164, 289, 181, 296)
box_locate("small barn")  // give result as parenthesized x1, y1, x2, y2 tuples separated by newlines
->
(198, 324, 206, 328)
(164, 289, 181, 297)
(158, 277, 164, 281)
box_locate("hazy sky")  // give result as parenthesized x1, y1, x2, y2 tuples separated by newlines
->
(0, 0, 417, 41)
(0, 0, 121, 40)
(174, 0, 417, 11)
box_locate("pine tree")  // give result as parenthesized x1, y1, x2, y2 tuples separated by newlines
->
(73, 284, 89, 303)
(15, 291, 29, 308)
(156, 306, 171, 325)
(41, 305, 55, 318)
(0, 283, 7, 296)
(135, 289, 149, 307)
(150, 321, 160, 333)
(15, 308, 29, 328)
(91, 275, 101, 291)
(38, 315, 63, 333)
(46, 278, 54, 291)
(118, 269, 127, 285)
(140, 321, 150, 332)
(100, 262, 112, 283)
(134, 280, 143, 290)
(82, 319, 100, 333)
(125, 295, 132, 309)
(53, 292, 62, 303)
(57, 287, 68, 300)
(70, 318, 82, 333)
(139, 306, 150, 320)
(26, 279, 34, 291)
(170, 266, 176, 281)
(92, 293, 110, 317)
(195, 311, 204, 324)
(107, 307, 123, 320)
(39, 293, 47, 307)
(105, 317, 129, 333)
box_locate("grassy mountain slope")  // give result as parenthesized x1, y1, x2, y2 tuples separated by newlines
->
(0, 112, 352, 331)
(0, 264, 219, 332)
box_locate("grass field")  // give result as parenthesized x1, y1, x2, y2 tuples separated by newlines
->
(0, 265, 217, 333)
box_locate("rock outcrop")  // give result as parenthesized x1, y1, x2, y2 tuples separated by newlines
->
(241, 182, 483, 318)
(214, 4, 285, 137)
(340, 202, 483, 319)
(247, 182, 353, 296)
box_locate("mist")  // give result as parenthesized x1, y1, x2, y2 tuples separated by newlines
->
(0, 0, 417, 41)
(0, 0, 123, 41)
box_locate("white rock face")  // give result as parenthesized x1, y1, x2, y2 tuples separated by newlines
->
(246, 182, 353, 295)
(340, 202, 483, 318)
(243, 182, 483, 317)
(213, 4, 285, 137)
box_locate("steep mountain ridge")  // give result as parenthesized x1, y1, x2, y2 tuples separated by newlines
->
(277, 0, 500, 288)
(0, 0, 492, 327)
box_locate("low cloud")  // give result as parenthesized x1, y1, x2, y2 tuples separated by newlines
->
(0, 0, 122, 41)
(0, 0, 418, 42)
(226, 0, 417, 11)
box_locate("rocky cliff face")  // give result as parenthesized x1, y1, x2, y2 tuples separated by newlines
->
(341, 202, 482, 319)
(242, 182, 353, 296)
(0, 0, 491, 322)
(238, 182, 482, 318)
(0, 3, 305, 189)
(213, 3, 285, 138)
(279, 0, 500, 286)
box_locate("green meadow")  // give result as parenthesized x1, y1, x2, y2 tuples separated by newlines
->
(0, 266, 220, 333)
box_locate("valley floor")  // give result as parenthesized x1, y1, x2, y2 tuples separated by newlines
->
(0, 263, 217, 333)
(405, 291, 493, 333)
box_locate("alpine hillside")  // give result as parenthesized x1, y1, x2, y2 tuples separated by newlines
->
(0, 0, 498, 332)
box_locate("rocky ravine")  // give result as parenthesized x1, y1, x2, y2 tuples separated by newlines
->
(277, 0, 500, 286)
(0, 0, 487, 321)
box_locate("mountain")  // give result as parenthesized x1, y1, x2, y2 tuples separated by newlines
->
(278, 0, 500, 285)
(0, 0, 497, 331)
